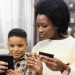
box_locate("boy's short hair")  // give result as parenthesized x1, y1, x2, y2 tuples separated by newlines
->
(8, 28, 27, 40)
(35, 0, 70, 34)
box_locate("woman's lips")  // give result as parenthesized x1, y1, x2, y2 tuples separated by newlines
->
(40, 34, 45, 37)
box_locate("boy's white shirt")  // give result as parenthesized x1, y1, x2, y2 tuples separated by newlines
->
(32, 36, 75, 75)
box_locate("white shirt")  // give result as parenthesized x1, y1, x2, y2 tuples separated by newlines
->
(32, 36, 75, 75)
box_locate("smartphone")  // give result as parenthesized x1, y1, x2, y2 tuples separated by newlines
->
(0, 55, 14, 69)
(39, 52, 54, 58)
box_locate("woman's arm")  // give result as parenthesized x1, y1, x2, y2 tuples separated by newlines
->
(39, 55, 70, 73)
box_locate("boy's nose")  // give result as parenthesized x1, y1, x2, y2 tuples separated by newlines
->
(14, 46, 19, 51)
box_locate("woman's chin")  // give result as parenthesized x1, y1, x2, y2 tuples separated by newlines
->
(40, 37, 46, 40)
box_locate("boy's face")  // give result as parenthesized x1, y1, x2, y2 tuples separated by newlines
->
(8, 36, 28, 59)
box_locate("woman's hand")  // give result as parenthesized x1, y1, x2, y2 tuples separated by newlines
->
(0, 61, 8, 73)
(26, 53, 43, 75)
(40, 55, 66, 72)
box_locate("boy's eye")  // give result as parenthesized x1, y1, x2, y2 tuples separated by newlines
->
(9, 44, 14, 47)
(18, 44, 23, 47)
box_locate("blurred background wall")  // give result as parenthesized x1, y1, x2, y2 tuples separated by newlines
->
(0, 0, 35, 54)
(0, 0, 75, 54)
(64, 0, 75, 36)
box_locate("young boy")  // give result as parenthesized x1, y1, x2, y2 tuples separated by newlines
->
(0, 28, 40, 75)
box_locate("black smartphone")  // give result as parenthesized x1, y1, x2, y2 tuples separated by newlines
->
(39, 52, 54, 58)
(0, 55, 14, 69)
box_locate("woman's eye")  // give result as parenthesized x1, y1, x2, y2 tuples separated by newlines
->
(43, 25, 48, 28)
(37, 25, 48, 28)
(37, 25, 40, 28)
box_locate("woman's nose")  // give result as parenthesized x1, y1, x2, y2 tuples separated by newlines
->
(38, 27, 43, 33)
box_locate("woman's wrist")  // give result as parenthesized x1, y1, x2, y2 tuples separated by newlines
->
(36, 71, 42, 75)
(36, 69, 43, 75)
(61, 64, 71, 74)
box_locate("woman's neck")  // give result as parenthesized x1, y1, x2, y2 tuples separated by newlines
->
(50, 34, 67, 40)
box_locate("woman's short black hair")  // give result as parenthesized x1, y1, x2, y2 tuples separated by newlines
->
(35, 0, 70, 34)
(8, 28, 27, 40)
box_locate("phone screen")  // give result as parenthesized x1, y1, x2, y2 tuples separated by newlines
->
(0, 55, 14, 69)
(39, 52, 54, 58)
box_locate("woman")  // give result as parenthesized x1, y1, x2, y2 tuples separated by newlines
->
(31, 0, 75, 75)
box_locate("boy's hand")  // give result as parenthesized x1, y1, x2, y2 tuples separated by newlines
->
(6, 69, 22, 75)
(0, 61, 8, 73)
(25, 52, 38, 58)
(26, 56, 43, 75)
(26, 52, 43, 75)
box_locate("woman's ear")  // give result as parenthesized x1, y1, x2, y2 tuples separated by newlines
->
(55, 26, 58, 30)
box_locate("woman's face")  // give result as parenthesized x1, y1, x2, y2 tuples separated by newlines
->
(36, 14, 57, 40)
